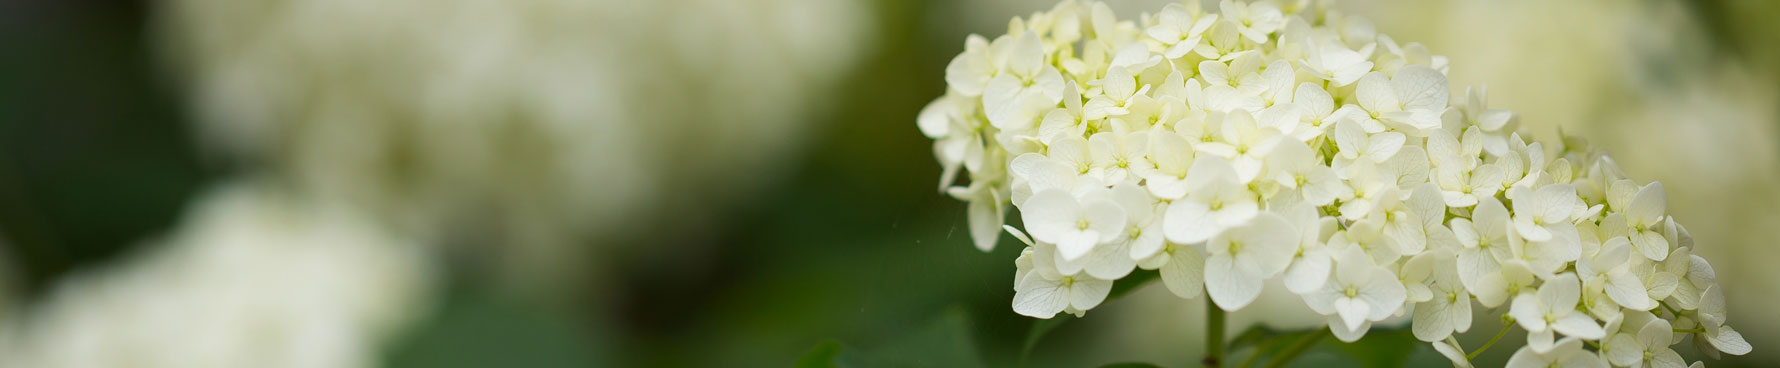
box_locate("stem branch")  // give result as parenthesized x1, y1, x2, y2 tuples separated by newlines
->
(1467, 321, 1515, 359)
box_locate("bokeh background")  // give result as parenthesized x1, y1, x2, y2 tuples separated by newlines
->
(0, 0, 1775, 366)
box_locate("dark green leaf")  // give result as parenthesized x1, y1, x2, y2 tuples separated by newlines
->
(795, 340, 846, 368)
(1098, 363, 1163, 368)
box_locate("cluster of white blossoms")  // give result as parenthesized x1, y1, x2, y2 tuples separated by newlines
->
(919, 0, 1750, 366)
(0, 183, 432, 368)
(161, 0, 868, 293)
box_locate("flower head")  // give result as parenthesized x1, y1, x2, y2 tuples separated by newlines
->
(922, 0, 1750, 362)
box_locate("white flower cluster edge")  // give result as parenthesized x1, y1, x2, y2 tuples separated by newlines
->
(917, 1, 1750, 366)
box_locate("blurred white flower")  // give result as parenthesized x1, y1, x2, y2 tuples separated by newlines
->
(0, 182, 432, 368)
(160, 0, 871, 293)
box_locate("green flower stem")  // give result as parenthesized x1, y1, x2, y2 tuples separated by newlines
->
(1206, 299, 1225, 368)
(1259, 329, 1328, 368)
(1468, 320, 1515, 360)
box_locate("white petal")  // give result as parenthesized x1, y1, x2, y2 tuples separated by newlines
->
(1021, 190, 1080, 244)
(1013, 277, 1068, 318)
(1509, 294, 1546, 332)
(1205, 253, 1264, 310)
(1056, 230, 1100, 261)
(982, 74, 1026, 128)
(1412, 301, 1454, 342)
(1083, 200, 1130, 243)
(1355, 72, 1397, 113)
(1627, 182, 1666, 225)
(1164, 200, 1217, 244)
(1551, 314, 1605, 340)
(1705, 326, 1752, 355)
(1328, 315, 1372, 342)
(968, 192, 1006, 252)
(1366, 132, 1406, 162)
(1068, 278, 1114, 310)
(1284, 252, 1331, 294)
(1391, 65, 1450, 111)
(1161, 244, 1207, 299)
(1605, 334, 1642, 366)
(1007, 31, 1044, 78)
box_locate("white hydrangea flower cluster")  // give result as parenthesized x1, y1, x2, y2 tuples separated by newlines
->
(0, 183, 432, 368)
(160, 0, 868, 294)
(919, 0, 1750, 365)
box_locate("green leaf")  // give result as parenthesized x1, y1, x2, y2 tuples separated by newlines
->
(796, 306, 985, 368)
(1098, 363, 1163, 368)
(1019, 314, 1073, 362)
(795, 340, 846, 368)
(1227, 324, 1283, 352)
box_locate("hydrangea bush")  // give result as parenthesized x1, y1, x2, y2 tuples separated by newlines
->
(917, 1, 1751, 366)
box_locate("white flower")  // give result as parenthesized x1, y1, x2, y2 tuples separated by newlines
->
(1138, 130, 1198, 199)
(1509, 273, 1605, 353)
(1280, 204, 1337, 294)
(1083, 67, 1143, 121)
(1259, 83, 1341, 142)
(1412, 251, 1472, 342)
(1022, 189, 1127, 261)
(1039, 81, 1090, 143)
(1428, 128, 1504, 207)
(1576, 236, 1651, 311)
(1056, 183, 1156, 279)
(1203, 212, 1297, 310)
(1266, 137, 1350, 207)
(945, 34, 1002, 97)
(917, 92, 983, 191)
(1009, 150, 1100, 206)
(1506, 184, 1581, 245)
(1151, 241, 1208, 300)
(1506, 337, 1606, 368)
(1605, 318, 1685, 368)
(948, 180, 1008, 252)
(1333, 119, 1405, 164)
(1353, 66, 1450, 134)
(1306, 246, 1406, 342)
(1163, 156, 1258, 244)
(1198, 53, 1267, 97)
(983, 31, 1065, 130)
(1195, 110, 1280, 182)
(1452, 195, 1514, 291)
(1354, 182, 1444, 256)
(1432, 338, 1473, 368)
(1195, 19, 1246, 61)
(1145, 3, 1218, 59)
(1013, 246, 1114, 319)
(1088, 132, 1150, 183)
(1441, 86, 1517, 156)
(1606, 180, 1670, 261)
(1695, 284, 1752, 356)
(1472, 260, 1536, 308)
(1219, 0, 1283, 44)
(1662, 247, 1714, 310)
(1297, 40, 1374, 88)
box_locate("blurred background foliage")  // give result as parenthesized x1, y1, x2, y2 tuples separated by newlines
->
(0, 0, 1775, 367)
